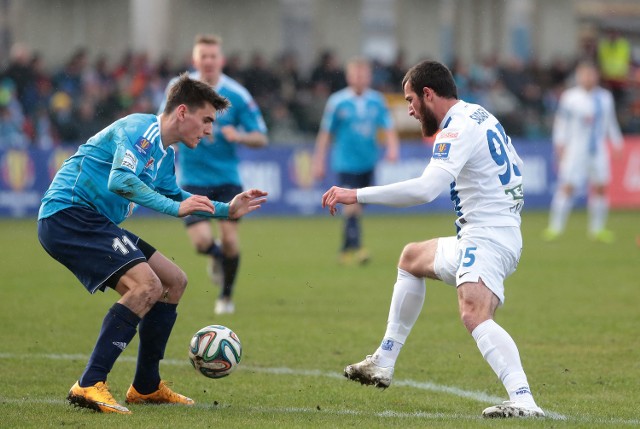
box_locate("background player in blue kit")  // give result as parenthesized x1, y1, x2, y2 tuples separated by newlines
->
(313, 57, 399, 265)
(161, 34, 268, 315)
(37, 74, 267, 414)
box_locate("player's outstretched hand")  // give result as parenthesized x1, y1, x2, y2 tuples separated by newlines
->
(179, 195, 215, 217)
(322, 186, 357, 216)
(229, 189, 268, 219)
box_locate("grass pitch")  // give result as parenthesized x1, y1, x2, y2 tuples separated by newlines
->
(0, 210, 638, 428)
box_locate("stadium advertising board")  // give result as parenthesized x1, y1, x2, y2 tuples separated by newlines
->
(1, 140, 638, 218)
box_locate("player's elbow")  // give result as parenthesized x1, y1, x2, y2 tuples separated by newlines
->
(108, 170, 134, 198)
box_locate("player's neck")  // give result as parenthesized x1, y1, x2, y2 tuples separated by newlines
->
(437, 98, 460, 123)
(201, 72, 221, 87)
(158, 113, 177, 148)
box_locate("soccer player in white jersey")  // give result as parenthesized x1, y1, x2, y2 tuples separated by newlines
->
(322, 60, 544, 418)
(544, 61, 623, 243)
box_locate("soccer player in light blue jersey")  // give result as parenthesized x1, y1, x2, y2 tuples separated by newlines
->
(161, 34, 268, 315)
(38, 74, 267, 414)
(313, 57, 399, 265)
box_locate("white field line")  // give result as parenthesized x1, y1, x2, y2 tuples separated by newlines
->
(1, 397, 639, 426)
(5, 352, 638, 425)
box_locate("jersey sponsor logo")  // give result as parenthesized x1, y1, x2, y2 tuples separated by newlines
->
(438, 130, 459, 139)
(122, 150, 138, 171)
(135, 137, 151, 155)
(432, 142, 451, 159)
(144, 157, 155, 170)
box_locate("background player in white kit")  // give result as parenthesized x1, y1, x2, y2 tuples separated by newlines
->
(322, 60, 544, 418)
(544, 61, 623, 243)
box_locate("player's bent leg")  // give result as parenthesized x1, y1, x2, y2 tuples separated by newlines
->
(187, 220, 224, 286)
(146, 251, 188, 303)
(398, 238, 439, 279)
(68, 381, 131, 414)
(216, 221, 240, 314)
(457, 279, 499, 333)
(345, 239, 438, 389)
(459, 280, 543, 417)
(115, 263, 164, 317)
(132, 253, 187, 396)
(125, 380, 194, 405)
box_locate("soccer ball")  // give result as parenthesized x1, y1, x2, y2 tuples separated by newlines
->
(188, 325, 242, 379)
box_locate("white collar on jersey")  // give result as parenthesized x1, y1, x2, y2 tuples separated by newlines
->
(440, 100, 464, 129)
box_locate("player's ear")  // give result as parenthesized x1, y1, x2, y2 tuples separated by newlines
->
(422, 87, 433, 101)
(176, 104, 187, 120)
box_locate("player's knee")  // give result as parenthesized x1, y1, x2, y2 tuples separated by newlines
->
(195, 243, 211, 255)
(136, 275, 164, 306)
(459, 303, 490, 333)
(398, 241, 432, 276)
(172, 268, 188, 294)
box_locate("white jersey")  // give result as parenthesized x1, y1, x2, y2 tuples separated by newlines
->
(429, 101, 524, 234)
(553, 85, 623, 159)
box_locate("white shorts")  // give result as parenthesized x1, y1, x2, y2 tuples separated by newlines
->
(433, 227, 522, 304)
(559, 151, 610, 187)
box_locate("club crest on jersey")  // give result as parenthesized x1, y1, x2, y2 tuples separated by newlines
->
(432, 142, 451, 159)
(135, 137, 151, 155)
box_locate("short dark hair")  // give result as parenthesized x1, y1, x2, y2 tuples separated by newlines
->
(402, 60, 458, 99)
(163, 73, 229, 114)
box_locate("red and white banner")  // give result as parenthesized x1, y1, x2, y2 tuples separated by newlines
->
(610, 137, 640, 208)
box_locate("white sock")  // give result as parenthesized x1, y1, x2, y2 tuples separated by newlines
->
(588, 194, 608, 234)
(549, 190, 573, 233)
(372, 268, 425, 368)
(472, 319, 538, 407)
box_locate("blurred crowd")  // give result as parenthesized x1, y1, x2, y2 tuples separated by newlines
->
(1, 36, 638, 149)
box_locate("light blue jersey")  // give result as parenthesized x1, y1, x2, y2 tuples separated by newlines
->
(320, 88, 394, 173)
(160, 72, 267, 187)
(39, 113, 229, 224)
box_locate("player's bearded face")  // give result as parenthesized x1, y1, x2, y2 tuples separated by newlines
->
(418, 99, 439, 137)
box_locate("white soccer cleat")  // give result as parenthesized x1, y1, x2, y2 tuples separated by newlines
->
(214, 298, 235, 315)
(344, 355, 394, 389)
(482, 401, 545, 418)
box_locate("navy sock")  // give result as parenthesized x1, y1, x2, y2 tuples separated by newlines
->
(342, 216, 361, 250)
(221, 255, 240, 298)
(206, 241, 223, 259)
(79, 303, 140, 387)
(132, 302, 177, 394)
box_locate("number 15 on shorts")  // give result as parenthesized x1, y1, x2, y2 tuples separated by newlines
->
(459, 246, 477, 268)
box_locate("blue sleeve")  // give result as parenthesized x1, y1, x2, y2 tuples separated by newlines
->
(321, 97, 339, 133)
(377, 96, 394, 130)
(192, 201, 230, 219)
(154, 149, 191, 201)
(108, 128, 180, 216)
(108, 169, 181, 216)
(236, 93, 268, 133)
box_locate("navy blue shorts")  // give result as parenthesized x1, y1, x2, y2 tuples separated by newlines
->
(182, 184, 243, 226)
(338, 171, 374, 189)
(38, 206, 156, 294)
